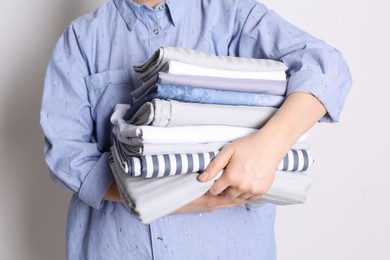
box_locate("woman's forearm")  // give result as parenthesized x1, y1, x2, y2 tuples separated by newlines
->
(253, 92, 327, 153)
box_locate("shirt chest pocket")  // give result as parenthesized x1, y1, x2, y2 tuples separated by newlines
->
(85, 68, 136, 150)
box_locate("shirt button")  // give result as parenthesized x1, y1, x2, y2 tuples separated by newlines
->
(153, 29, 159, 35)
(158, 5, 165, 11)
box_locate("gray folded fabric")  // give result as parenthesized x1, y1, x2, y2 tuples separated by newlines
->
(109, 152, 222, 223)
(119, 141, 229, 157)
(120, 141, 311, 157)
(245, 172, 314, 208)
(131, 72, 287, 100)
(109, 156, 135, 210)
(127, 99, 277, 128)
(134, 47, 287, 82)
(110, 148, 313, 224)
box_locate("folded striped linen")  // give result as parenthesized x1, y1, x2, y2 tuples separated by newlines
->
(109, 151, 313, 224)
(134, 46, 287, 82)
(126, 99, 277, 128)
(113, 138, 314, 177)
(125, 84, 285, 119)
(131, 72, 287, 100)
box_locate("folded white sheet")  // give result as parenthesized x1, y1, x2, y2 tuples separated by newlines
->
(134, 46, 287, 82)
(158, 60, 286, 81)
(112, 104, 307, 146)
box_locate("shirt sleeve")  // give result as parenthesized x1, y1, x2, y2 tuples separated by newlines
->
(229, 2, 352, 122)
(40, 24, 114, 209)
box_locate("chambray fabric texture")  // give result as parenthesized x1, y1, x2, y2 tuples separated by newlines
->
(131, 72, 287, 99)
(125, 83, 285, 119)
(40, 0, 351, 259)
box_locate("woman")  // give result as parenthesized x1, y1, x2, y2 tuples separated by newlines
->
(40, 0, 351, 258)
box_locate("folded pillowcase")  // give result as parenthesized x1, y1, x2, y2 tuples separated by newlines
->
(126, 98, 277, 128)
(155, 60, 286, 81)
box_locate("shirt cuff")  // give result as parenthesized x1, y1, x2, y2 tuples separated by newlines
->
(287, 70, 341, 123)
(78, 152, 114, 209)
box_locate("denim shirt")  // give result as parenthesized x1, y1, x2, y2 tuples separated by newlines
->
(40, 0, 351, 259)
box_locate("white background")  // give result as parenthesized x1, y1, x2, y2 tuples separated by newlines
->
(0, 0, 389, 259)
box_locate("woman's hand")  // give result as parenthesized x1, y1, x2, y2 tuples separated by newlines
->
(198, 129, 285, 201)
(173, 128, 286, 215)
(198, 92, 326, 202)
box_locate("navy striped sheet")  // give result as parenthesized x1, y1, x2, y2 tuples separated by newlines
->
(128, 152, 217, 178)
(278, 149, 312, 172)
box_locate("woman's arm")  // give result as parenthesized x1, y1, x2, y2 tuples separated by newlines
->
(199, 92, 325, 199)
(169, 92, 326, 214)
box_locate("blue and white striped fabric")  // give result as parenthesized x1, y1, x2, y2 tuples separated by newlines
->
(280, 149, 313, 172)
(128, 151, 217, 178)
(113, 139, 314, 177)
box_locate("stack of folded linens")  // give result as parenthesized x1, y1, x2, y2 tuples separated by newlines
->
(109, 47, 314, 224)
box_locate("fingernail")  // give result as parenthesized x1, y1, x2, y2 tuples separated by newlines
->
(200, 172, 209, 181)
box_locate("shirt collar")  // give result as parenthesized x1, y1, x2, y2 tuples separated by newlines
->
(113, 0, 142, 31)
(164, 0, 191, 26)
(114, 0, 191, 30)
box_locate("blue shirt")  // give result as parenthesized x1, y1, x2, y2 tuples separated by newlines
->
(40, 0, 352, 259)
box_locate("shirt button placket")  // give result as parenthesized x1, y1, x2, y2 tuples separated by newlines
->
(145, 5, 166, 55)
(150, 222, 167, 259)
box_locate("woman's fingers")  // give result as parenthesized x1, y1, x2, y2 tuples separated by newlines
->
(198, 145, 234, 182)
